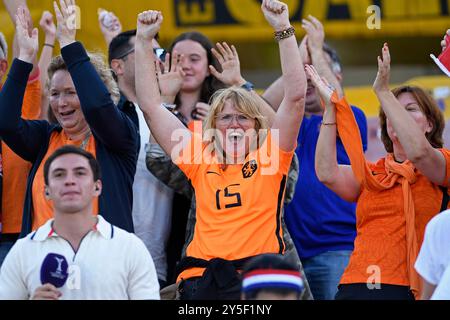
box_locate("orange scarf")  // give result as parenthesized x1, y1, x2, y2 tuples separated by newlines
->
(331, 92, 421, 299)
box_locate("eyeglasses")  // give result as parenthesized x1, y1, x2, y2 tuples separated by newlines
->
(114, 47, 135, 60)
(216, 113, 254, 125)
(113, 47, 166, 62)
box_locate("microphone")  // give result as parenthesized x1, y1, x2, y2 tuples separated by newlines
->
(40, 253, 69, 288)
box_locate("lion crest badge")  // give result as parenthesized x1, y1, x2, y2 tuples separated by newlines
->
(242, 160, 258, 178)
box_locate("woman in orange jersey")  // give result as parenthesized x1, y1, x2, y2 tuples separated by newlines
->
(135, 0, 306, 300)
(312, 43, 450, 300)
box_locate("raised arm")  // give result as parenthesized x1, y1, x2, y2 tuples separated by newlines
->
(262, 36, 308, 111)
(3, 0, 26, 59)
(54, 0, 138, 154)
(308, 65, 360, 202)
(3, 1, 39, 76)
(0, 6, 49, 162)
(38, 10, 56, 120)
(135, 10, 190, 156)
(373, 43, 447, 185)
(302, 15, 344, 99)
(262, 0, 305, 152)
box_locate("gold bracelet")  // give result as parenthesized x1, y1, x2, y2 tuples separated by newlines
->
(274, 26, 295, 42)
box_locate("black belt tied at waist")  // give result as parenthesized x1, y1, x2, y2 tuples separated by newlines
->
(0, 233, 20, 243)
(176, 255, 259, 300)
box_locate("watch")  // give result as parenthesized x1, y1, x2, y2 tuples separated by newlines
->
(241, 81, 254, 92)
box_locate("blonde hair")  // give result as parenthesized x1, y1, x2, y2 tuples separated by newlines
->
(47, 52, 120, 104)
(203, 86, 269, 133)
(203, 86, 269, 156)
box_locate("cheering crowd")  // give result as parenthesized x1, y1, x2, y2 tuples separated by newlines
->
(0, 0, 449, 300)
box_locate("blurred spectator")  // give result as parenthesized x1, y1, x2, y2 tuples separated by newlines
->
(241, 253, 304, 300)
(415, 209, 450, 300)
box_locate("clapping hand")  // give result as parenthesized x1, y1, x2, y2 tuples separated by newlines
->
(209, 42, 245, 86)
(53, 0, 77, 48)
(16, 6, 39, 64)
(305, 64, 334, 108)
(302, 15, 324, 53)
(261, 0, 291, 32)
(373, 43, 391, 94)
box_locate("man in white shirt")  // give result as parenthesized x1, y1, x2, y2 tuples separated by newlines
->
(415, 209, 450, 300)
(0, 145, 160, 300)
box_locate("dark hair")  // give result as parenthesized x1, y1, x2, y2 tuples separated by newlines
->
(169, 31, 225, 106)
(322, 42, 342, 75)
(241, 254, 302, 300)
(44, 145, 101, 185)
(108, 30, 160, 82)
(108, 29, 137, 65)
(379, 85, 445, 153)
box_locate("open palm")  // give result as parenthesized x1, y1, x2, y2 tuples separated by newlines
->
(53, 0, 77, 48)
(373, 43, 391, 93)
(209, 42, 244, 86)
(16, 6, 38, 63)
(158, 51, 185, 99)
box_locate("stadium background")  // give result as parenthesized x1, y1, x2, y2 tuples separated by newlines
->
(1, 0, 450, 160)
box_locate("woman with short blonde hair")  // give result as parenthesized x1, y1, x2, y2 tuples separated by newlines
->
(135, 0, 307, 299)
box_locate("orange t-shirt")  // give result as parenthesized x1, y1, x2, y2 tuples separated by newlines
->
(1, 76, 42, 234)
(331, 92, 450, 289)
(175, 131, 294, 281)
(31, 130, 98, 230)
(340, 156, 450, 286)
